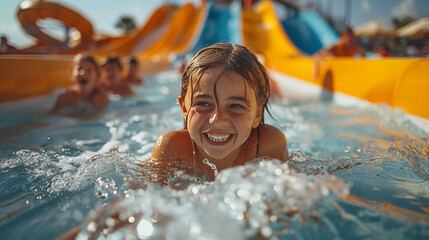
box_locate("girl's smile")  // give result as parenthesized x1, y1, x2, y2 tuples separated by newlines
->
(78, 78, 88, 85)
(204, 132, 232, 144)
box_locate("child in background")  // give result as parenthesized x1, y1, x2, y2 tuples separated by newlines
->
(0, 35, 18, 54)
(50, 54, 109, 113)
(313, 26, 366, 78)
(151, 43, 288, 180)
(123, 56, 144, 85)
(101, 55, 134, 96)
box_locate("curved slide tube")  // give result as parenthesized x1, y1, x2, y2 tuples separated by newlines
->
(93, 4, 177, 56)
(392, 59, 429, 118)
(317, 57, 419, 104)
(242, 0, 314, 80)
(242, 0, 301, 62)
(184, 1, 242, 59)
(137, 3, 205, 63)
(16, 1, 177, 56)
(17, 0, 94, 52)
(282, 10, 338, 55)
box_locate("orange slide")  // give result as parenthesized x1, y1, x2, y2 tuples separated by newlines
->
(0, 55, 73, 102)
(92, 4, 178, 56)
(17, 0, 94, 53)
(137, 2, 206, 63)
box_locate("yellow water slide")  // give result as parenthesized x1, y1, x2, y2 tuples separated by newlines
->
(0, 55, 73, 102)
(92, 4, 177, 56)
(313, 56, 428, 119)
(137, 2, 206, 63)
(242, 0, 316, 93)
(392, 59, 429, 118)
(242, 0, 301, 63)
(242, 0, 429, 119)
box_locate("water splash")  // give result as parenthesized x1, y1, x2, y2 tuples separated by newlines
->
(202, 158, 219, 178)
(77, 160, 349, 239)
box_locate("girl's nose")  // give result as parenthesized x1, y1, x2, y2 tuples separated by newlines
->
(209, 108, 228, 124)
(209, 112, 217, 124)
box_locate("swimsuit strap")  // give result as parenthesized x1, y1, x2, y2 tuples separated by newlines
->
(256, 126, 260, 158)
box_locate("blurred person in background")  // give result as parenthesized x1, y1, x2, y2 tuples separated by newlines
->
(101, 55, 134, 96)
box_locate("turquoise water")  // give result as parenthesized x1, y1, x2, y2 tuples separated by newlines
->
(0, 70, 428, 239)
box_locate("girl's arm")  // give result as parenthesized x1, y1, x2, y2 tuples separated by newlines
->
(92, 91, 110, 109)
(49, 91, 70, 114)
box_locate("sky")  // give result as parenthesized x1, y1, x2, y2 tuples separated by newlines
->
(1, 0, 428, 48)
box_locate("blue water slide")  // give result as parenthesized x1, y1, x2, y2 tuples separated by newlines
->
(282, 10, 339, 55)
(184, 1, 242, 58)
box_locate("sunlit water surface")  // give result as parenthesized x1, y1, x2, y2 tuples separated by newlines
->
(0, 71, 428, 239)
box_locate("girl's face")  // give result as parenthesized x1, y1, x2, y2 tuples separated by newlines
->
(103, 64, 121, 84)
(74, 60, 98, 93)
(180, 65, 263, 161)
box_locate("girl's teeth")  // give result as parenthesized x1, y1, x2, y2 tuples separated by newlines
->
(207, 134, 230, 142)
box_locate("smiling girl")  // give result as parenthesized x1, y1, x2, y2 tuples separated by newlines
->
(50, 54, 110, 114)
(151, 43, 288, 179)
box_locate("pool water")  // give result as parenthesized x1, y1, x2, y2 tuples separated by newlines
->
(0, 70, 428, 239)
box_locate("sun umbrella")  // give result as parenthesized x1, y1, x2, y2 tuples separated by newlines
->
(396, 17, 429, 38)
(353, 19, 395, 37)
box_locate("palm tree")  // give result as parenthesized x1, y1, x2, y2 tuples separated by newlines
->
(115, 15, 136, 33)
(392, 16, 414, 29)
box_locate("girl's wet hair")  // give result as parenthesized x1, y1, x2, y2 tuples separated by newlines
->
(73, 53, 100, 77)
(102, 55, 123, 70)
(181, 43, 271, 128)
(128, 56, 138, 65)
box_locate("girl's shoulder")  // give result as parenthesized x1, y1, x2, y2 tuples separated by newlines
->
(259, 124, 285, 139)
(152, 130, 193, 160)
(156, 129, 192, 147)
(58, 89, 78, 101)
(258, 124, 288, 161)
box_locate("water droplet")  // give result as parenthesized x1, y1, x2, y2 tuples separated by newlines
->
(136, 219, 154, 239)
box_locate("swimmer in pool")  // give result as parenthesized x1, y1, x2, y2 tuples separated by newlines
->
(101, 55, 134, 96)
(150, 43, 288, 179)
(50, 54, 110, 113)
(313, 26, 366, 78)
(123, 56, 144, 85)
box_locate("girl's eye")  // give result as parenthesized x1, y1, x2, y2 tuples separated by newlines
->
(229, 103, 247, 111)
(194, 101, 211, 108)
(229, 103, 246, 109)
(77, 69, 85, 75)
